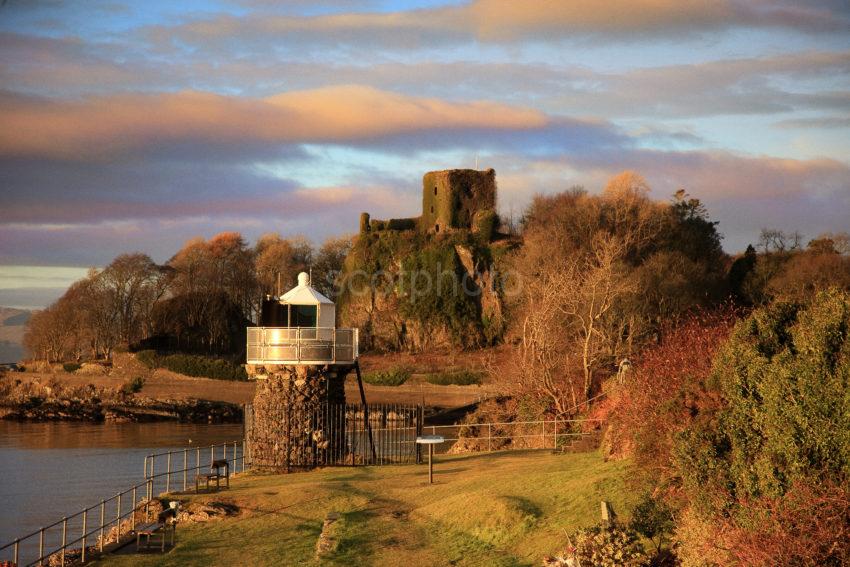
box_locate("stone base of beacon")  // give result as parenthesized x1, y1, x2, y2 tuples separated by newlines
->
(246, 364, 352, 471)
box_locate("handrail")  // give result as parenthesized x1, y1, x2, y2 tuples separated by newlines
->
(246, 326, 358, 364)
(1, 440, 247, 567)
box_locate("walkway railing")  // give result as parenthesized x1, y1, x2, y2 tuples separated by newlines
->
(422, 418, 604, 454)
(246, 326, 359, 366)
(0, 441, 245, 567)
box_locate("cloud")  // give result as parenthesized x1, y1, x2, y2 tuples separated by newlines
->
(0, 85, 548, 160)
(144, 0, 850, 55)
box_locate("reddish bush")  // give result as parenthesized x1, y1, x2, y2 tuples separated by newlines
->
(607, 308, 739, 488)
(677, 480, 850, 567)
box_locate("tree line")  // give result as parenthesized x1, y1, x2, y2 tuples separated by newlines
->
(24, 232, 351, 362)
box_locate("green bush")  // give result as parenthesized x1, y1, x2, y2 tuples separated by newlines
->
(121, 376, 145, 395)
(362, 368, 411, 386)
(135, 350, 159, 369)
(160, 354, 248, 381)
(629, 493, 674, 555)
(62, 362, 82, 373)
(424, 370, 483, 385)
(675, 288, 850, 516)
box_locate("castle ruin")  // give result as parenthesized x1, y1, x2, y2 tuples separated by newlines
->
(360, 168, 497, 236)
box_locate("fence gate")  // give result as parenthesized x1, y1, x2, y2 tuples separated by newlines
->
(245, 403, 424, 469)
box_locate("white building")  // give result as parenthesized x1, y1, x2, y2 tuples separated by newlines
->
(246, 272, 358, 367)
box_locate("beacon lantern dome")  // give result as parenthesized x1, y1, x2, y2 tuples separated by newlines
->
(246, 271, 357, 368)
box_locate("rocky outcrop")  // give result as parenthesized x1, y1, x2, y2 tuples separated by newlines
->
(0, 376, 242, 422)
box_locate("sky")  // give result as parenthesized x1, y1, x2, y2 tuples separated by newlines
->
(0, 0, 849, 308)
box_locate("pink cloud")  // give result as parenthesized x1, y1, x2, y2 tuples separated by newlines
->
(0, 85, 547, 160)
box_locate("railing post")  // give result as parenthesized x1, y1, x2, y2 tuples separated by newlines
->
(116, 492, 122, 539)
(12, 539, 18, 566)
(132, 486, 137, 531)
(166, 452, 171, 493)
(39, 528, 44, 565)
(183, 449, 188, 491)
(150, 455, 155, 493)
(61, 517, 67, 566)
(81, 509, 87, 563)
(233, 441, 237, 472)
(223, 442, 227, 463)
(143, 455, 148, 479)
(99, 500, 105, 552)
(488, 423, 492, 452)
(542, 420, 545, 449)
(210, 445, 214, 469)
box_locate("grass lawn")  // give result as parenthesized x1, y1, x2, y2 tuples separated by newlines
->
(96, 450, 635, 567)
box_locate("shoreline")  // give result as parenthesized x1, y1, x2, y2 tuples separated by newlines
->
(0, 397, 244, 423)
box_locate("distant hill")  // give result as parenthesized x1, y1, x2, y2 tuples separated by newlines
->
(0, 307, 31, 363)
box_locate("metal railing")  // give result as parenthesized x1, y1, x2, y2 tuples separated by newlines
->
(0, 441, 246, 567)
(421, 418, 604, 454)
(246, 326, 359, 365)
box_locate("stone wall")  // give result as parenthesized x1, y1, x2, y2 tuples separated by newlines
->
(247, 364, 350, 471)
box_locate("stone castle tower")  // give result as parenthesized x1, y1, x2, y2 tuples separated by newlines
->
(420, 168, 496, 233)
(360, 168, 497, 235)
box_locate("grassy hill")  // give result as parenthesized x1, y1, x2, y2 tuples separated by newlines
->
(96, 450, 635, 567)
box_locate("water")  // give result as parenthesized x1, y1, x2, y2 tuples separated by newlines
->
(0, 421, 242, 563)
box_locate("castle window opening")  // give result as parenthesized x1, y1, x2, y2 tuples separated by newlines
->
(434, 186, 438, 195)
(435, 224, 440, 233)
(430, 205, 434, 214)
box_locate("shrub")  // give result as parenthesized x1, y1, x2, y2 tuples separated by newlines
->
(121, 376, 145, 395)
(159, 354, 248, 381)
(607, 308, 737, 484)
(561, 523, 648, 566)
(62, 362, 81, 373)
(472, 209, 498, 239)
(424, 370, 482, 385)
(135, 350, 159, 369)
(362, 368, 410, 386)
(673, 289, 850, 563)
(629, 493, 674, 555)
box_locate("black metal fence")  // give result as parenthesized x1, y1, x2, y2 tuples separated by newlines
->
(245, 402, 424, 468)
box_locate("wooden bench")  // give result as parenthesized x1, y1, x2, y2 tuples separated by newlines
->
(135, 510, 176, 552)
(195, 459, 230, 493)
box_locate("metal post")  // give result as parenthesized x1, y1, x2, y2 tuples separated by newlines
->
(210, 445, 214, 468)
(488, 423, 492, 452)
(183, 449, 188, 491)
(99, 500, 105, 552)
(166, 452, 171, 493)
(150, 455, 155, 493)
(39, 528, 44, 565)
(116, 493, 122, 539)
(143, 455, 148, 479)
(61, 517, 67, 566)
(81, 509, 87, 563)
(223, 442, 227, 463)
(132, 486, 137, 531)
(12, 540, 18, 566)
(542, 420, 545, 449)
(428, 444, 434, 484)
(233, 441, 237, 472)
(196, 447, 201, 477)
